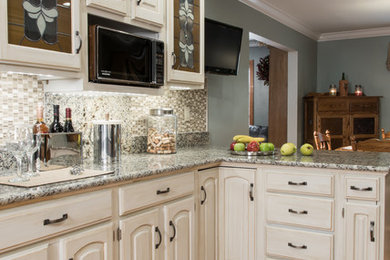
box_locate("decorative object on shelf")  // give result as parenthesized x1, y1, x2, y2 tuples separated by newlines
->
(329, 84, 337, 96)
(339, 72, 349, 96)
(7, 0, 72, 53)
(256, 55, 270, 86)
(354, 85, 363, 96)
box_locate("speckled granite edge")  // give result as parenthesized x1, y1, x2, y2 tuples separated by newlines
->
(0, 148, 389, 207)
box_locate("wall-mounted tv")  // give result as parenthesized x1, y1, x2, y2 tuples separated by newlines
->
(205, 18, 243, 75)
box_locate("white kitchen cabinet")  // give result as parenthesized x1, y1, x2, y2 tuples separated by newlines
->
(166, 0, 205, 89)
(0, 0, 81, 71)
(218, 167, 256, 260)
(119, 208, 163, 260)
(197, 168, 218, 260)
(0, 244, 49, 260)
(58, 223, 113, 260)
(345, 203, 380, 260)
(164, 197, 195, 260)
(86, 0, 127, 16)
(131, 0, 164, 27)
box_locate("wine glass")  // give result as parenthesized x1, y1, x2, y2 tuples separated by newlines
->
(6, 125, 30, 183)
(24, 127, 41, 177)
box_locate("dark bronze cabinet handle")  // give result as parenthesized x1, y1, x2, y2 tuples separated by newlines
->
(169, 220, 176, 242)
(249, 183, 254, 201)
(157, 187, 170, 195)
(288, 181, 307, 186)
(370, 221, 375, 242)
(350, 186, 373, 191)
(137, 0, 142, 5)
(43, 214, 68, 226)
(155, 226, 162, 249)
(288, 242, 307, 249)
(200, 186, 207, 205)
(288, 209, 308, 215)
(75, 31, 82, 54)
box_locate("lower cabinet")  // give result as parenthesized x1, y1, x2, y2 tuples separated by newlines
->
(59, 223, 114, 260)
(0, 244, 50, 260)
(218, 167, 256, 260)
(345, 203, 380, 260)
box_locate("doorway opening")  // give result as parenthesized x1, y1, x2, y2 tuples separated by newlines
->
(248, 32, 298, 146)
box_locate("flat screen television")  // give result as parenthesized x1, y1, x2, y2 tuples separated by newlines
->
(205, 18, 243, 75)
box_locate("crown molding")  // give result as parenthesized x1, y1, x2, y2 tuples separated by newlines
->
(239, 0, 320, 41)
(318, 27, 390, 42)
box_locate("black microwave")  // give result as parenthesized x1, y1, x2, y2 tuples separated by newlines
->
(89, 25, 164, 88)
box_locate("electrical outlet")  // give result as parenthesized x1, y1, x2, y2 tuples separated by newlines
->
(184, 107, 191, 121)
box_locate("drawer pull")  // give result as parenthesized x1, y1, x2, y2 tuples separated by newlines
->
(370, 221, 375, 242)
(156, 187, 170, 195)
(288, 242, 307, 249)
(288, 208, 308, 215)
(200, 186, 207, 205)
(249, 183, 254, 201)
(155, 226, 162, 249)
(169, 220, 176, 242)
(288, 181, 307, 186)
(43, 213, 68, 226)
(350, 186, 373, 192)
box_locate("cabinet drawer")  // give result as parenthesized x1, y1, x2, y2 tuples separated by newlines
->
(0, 190, 112, 252)
(119, 172, 194, 215)
(266, 194, 334, 231)
(345, 176, 379, 201)
(266, 226, 333, 260)
(318, 100, 348, 112)
(350, 101, 378, 113)
(266, 170, 334, 196)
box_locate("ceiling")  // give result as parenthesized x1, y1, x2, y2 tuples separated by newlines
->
(241, 0, 390, 41)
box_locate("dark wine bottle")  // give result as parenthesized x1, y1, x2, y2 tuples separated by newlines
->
(64, 108, 75, 132)
(50, 105, 64, 133)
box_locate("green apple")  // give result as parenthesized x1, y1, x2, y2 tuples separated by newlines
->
(280, 143, 296, 156)
(300, 143, 314, 156)
(234, 143, 245, 151)
(260, 142, 270, 152)
(267, 143, 275, 151)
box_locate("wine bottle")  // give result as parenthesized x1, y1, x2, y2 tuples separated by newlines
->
(33, 105, 49, 134)
(64, 108, 75, 132)
(50, 105, 64, 133)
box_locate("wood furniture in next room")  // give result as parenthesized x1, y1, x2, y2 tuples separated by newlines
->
(314, 130, 332, 150)
(304, 96, 381, 149)
(351, 137, 390, 152)
(381, 128, 390, 139)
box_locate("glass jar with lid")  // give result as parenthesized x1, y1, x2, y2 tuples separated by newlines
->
(147, 108, 177, 154)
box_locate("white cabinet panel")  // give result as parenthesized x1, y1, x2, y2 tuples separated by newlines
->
(131, 0, 163, 27)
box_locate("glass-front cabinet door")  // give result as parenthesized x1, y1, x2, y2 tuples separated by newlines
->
(0, 0, 81, 71)
(166, 0, 204, 88)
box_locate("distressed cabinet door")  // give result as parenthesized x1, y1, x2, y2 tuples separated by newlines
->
(120, 208, 163, 260)
(0, 244, 50, 260)
(198, 168, 218, 260)
(86, 0, 127, 16)
(59, 223, 113, 260)
(166, 0, 204, 88)
(131, 0, 164, 27)
(345, 203, 379, 260)
(164, 197, 195, 260)
(219, 167, 255, 260)
(1, 0, 81, 71)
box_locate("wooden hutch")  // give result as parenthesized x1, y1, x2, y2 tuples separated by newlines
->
(304, 95, 381, 149)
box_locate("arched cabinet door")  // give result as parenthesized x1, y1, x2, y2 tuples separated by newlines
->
(59, 223, 113, 260)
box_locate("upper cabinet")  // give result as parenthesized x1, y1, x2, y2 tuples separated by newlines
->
(0, 0, 81, 71)
(131, 0, 164, 27)
(166, 0, 205, 88)
(86, 0, 127, 17)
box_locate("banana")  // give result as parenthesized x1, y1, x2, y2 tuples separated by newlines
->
(233, 135, 249, 141)
(253, 137, 265, 142)
(235, 136, 265, 143)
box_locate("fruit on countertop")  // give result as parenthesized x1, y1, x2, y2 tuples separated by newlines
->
(300, 143, 314, 156)
(230, 141, 237, 151)
(247, 141, 260, 152)
(260, 142, 275, 152)
(280, 143, 297, 156)
(234, 143, 246, 151)
(233, 135, 265, 143)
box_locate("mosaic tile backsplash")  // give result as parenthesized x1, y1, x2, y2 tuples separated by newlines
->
(0, 73, 208, 162)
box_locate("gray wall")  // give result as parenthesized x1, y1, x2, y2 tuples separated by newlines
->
(317, 36, 390, 131)
(206, 0, 318, 147)
(249, 46, 269, 126)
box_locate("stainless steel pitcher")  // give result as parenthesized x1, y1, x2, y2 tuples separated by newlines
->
(93, 120, 121, 164)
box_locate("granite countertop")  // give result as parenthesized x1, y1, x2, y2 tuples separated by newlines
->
(0, 146, 390, 207)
